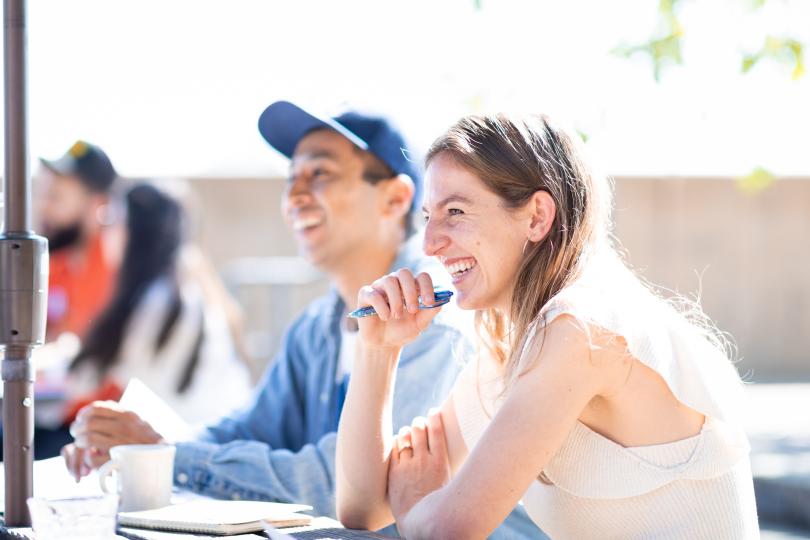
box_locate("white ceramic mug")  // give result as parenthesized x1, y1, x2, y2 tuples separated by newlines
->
(98, 443, 176, 512)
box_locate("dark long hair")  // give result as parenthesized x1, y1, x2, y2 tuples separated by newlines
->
(71, 182, 204, 393)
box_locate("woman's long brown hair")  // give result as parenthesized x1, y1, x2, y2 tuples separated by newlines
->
(425, 114, 611, 382)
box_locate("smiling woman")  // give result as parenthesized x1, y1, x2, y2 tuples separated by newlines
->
(336, 113, 759, 539)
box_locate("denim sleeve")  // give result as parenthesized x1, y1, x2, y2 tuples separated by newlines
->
(171, 313, 337, 513)
(172, 433, 339, 518)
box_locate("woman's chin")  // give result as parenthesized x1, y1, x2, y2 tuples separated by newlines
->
(455, 292, 486, 311)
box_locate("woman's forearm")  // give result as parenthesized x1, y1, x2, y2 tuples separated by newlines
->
(335, 344, 401, 530)
(397, 486, 482, 540)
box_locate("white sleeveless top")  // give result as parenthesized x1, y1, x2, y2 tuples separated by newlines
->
(453, 251, 759, 539)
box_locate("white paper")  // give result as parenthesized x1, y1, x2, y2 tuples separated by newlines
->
(118, 378, 194, 442)
(119, 500, 312, 525)
(0, 456, 104, 505)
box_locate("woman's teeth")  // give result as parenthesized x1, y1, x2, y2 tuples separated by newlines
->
(446, 259, 477, 278)
(293, 217, 322, 231)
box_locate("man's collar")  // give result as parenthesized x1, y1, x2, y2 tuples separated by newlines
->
(390, 233, 425, 273)
(325, 233, 427, 321)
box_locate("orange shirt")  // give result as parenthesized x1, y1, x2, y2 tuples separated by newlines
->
(47, 232, 117, 340)
(63, 377, 124, 424)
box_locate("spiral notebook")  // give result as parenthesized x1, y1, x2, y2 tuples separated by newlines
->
(117, 500, 313, 535)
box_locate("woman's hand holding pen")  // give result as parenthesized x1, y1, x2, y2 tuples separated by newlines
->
(337, 269, 445, 529)
(356, 269, 442, 351)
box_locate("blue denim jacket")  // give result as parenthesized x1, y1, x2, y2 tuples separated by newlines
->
(173, 236, 543, 539)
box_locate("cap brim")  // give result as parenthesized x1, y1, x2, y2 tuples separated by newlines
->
(39, 156, 76, 177)
(257, 100, 368, 158)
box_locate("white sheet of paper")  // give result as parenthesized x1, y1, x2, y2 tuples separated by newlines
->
(0, 456, 104, 505)
(118, 378, 194, 442)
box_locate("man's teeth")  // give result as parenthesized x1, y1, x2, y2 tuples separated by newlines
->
(293, 217, 322, 231)
(447, 259, 476, 275)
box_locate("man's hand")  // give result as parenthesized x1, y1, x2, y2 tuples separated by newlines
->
(62, 401, 164, 480)
(61, 442, 92, 482)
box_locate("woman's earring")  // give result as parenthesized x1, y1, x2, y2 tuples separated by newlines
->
(523, 239, 532, 255)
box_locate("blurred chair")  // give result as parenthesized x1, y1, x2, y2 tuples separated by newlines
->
(222, 256, 328, 376)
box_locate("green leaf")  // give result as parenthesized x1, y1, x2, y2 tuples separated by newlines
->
(611, 44, 636, 58)
(743, 36, 805, 80)
(792, 60, 805, 80)
(653, 34, 683, 62)
(741, 55, 758, 73)
(736, 167, 775, 195)
(658, 0, 682, 15)
(764, 36, 783, 54)
(611, 0, 684, 82)
(788, 41, 805, 79)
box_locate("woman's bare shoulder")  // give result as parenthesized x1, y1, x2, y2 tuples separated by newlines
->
(520, 314, 633, 396)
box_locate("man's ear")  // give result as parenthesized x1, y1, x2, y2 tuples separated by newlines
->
(380, 174, 415, 219)
(88, 192, 112, 226)
(527, 190, 556, 243)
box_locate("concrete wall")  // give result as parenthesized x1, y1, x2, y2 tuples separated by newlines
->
(188, 176, 810, 382)
(612, 176, 810, 382)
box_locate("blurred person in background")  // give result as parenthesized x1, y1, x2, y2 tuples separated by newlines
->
(61, 101, 541, 539)
(63, 181, 252, 427)
(19, 140, 124, 459)
(37, 140, 123, 341)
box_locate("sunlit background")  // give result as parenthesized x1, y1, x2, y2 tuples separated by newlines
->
(0, 3, 805, 386)
(10, 0, 810, 180)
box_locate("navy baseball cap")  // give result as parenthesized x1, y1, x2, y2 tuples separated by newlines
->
(258, 100, 422, 210)
(40, 140, 118, 193)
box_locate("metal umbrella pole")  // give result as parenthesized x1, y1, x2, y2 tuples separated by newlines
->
(1, 0, 48, 527)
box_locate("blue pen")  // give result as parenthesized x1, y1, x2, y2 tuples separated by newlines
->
(348, 289, 454, 319)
